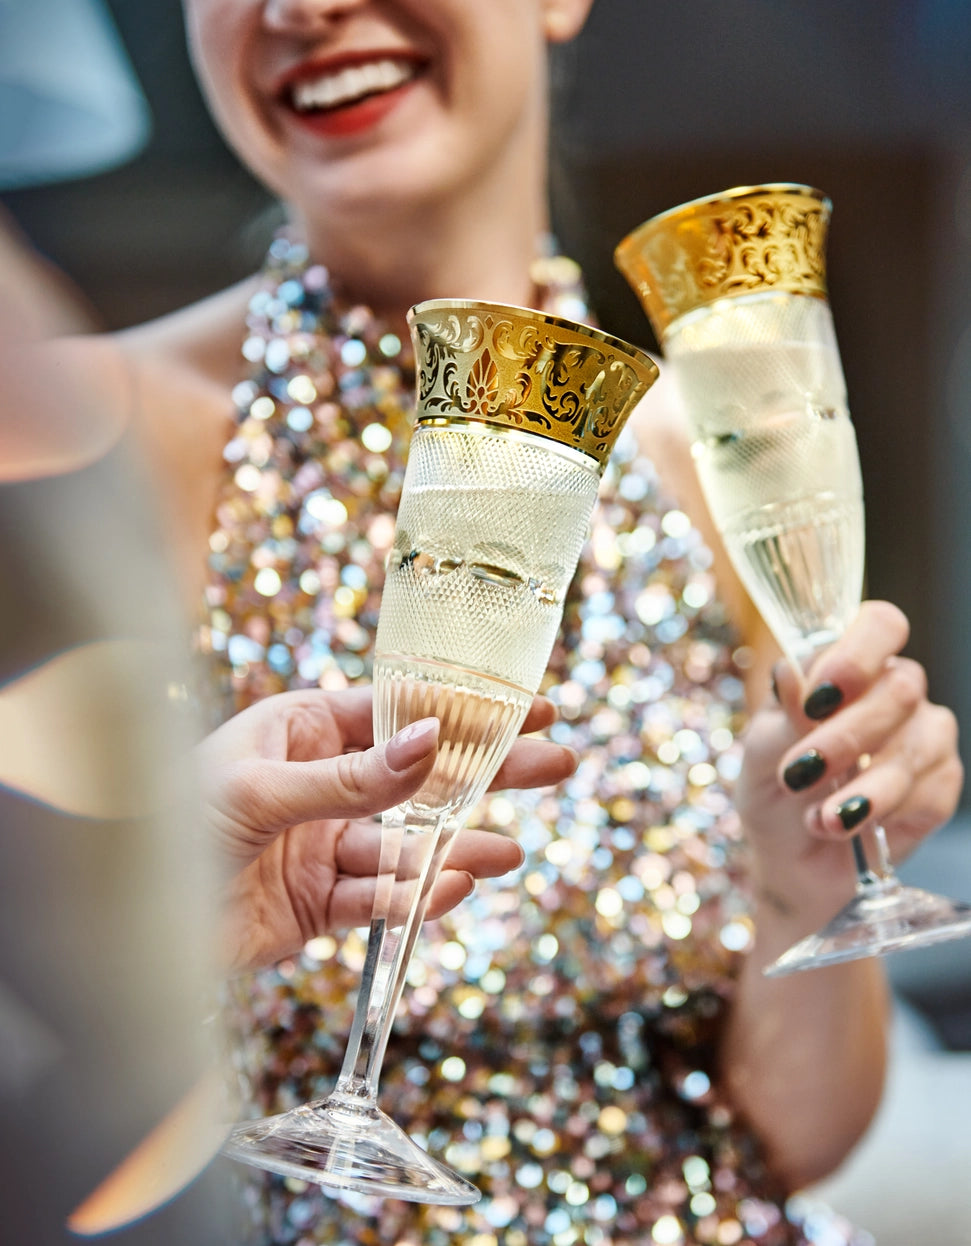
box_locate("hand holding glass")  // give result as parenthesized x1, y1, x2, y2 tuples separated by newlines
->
(223, 300, 657, 1200)
(616, 184, 971, 975)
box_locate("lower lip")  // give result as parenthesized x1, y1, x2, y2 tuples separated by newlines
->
(289, 79, 417, 139)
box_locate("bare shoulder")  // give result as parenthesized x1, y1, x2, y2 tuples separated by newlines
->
(114, 276, 260, 408)
(628, 367, 730, 608)
(3, 330, 135, 482)
(120, 281, 259, 586)
(117, 277, 258, 395)
(41, 278, 257, 434)
(629, 364, 778, 698)
(627, 366, 696, 495)
(41, 279, 258, 595)
(627, 365, 712, 534)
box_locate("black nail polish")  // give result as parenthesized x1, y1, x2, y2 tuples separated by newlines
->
(804, 681, 844, 720)
(837, 795, 871, 831)
(770, 665, 781, 703)
(783, 749, 827, 791)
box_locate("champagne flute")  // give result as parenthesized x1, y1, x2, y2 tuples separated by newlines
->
(222, 299, 658, 1201)
(615, 183, 971, 976)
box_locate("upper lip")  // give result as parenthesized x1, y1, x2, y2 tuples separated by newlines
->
(274, 48, 426, 102)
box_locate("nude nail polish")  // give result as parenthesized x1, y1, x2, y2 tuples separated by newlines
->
(386, 718, 439, 770)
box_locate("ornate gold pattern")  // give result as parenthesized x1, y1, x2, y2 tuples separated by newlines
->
(407, 300, 658, 471)
(614, 184, 832, 339)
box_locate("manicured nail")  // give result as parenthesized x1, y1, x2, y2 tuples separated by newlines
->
(836, 795, 871, 831)
(386, 718, 439, 771)
(770, 663, 782, 703)
(783, 749, 827, 792)
(803, 682, 843, 720)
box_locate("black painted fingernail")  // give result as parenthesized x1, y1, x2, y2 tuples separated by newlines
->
(836, 795, 871, 831)
(783, 749, 827, 791)
(804, 682, 844, 720)
(770, 664, 781, 703)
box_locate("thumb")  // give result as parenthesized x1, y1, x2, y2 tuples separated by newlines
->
(221, 718, 440, 838)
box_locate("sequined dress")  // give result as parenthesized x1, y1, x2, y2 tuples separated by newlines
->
(200, 236, 866, 1246)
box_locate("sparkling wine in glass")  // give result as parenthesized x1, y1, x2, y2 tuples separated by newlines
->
(615, 183, 971, 975)
(222, 299, 658, 1200)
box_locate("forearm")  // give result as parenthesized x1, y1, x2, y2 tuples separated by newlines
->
(719, 895, 890, 1191)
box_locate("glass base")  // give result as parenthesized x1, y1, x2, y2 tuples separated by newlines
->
(763, 883, 971, 977)
(222, 1097, 481, 1206)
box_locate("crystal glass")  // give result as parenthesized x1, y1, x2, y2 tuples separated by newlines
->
(615, 183, 971, 976)
(222, 300, 658, 1201)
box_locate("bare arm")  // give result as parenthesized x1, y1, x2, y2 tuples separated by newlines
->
(633, 382, 962, 1190)
(721, 885, 890, 1188)
(721, 669, 891, 1190)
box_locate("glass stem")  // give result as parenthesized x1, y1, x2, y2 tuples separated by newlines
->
(856, 823, 896, 887)
(850, 832, 883, 890)
(328, 805, 455, 1109)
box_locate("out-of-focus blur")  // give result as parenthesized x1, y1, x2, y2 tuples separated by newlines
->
(0, 2, 236, 1242)
(0, 0, 150, 191)
(0, 442, 238, 1244)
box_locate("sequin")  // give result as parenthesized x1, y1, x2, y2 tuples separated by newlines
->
(201, 233, 862, 1246)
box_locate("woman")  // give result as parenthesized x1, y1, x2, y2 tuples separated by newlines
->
(56, 0, 961, 1242)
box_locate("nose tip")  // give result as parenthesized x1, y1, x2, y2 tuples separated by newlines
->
(263, 0, 367, 34)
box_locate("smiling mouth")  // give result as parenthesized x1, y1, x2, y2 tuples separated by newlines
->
(289, 57, 420, 114)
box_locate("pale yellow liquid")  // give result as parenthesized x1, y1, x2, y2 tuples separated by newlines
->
(666, 299, 866, 663)
(374, 422, 600, 815)
(691, 407, 865, 662)
(373, 657, 532, 815)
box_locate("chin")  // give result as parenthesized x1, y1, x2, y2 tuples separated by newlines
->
(298, 149, 468, 228)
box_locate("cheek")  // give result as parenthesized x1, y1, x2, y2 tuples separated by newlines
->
(184, 0, 250, 108)
(185, 4, 273, 168)
(465, 16, 548, 111)
(460, 49, 546, 149)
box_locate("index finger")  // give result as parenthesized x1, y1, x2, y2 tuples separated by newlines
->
(519, 694, 557, 735)
(798, 600, 910, 720)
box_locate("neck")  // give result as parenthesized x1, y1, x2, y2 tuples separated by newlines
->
(292, 123, 552, 333)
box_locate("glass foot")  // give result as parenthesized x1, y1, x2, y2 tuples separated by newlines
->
(764, 884, 971, 977)
(222, 1097, 481, 1206)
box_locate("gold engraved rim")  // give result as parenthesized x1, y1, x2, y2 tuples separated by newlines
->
(407, 299, 659, 472)
(614, 183, 832, 338)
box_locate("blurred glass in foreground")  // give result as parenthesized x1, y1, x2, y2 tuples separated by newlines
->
(0, 3, 238, 1241)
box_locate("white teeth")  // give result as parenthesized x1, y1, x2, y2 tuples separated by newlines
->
(292, 58, 414, 112)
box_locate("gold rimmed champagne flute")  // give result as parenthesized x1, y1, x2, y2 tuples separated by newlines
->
(615, 183, 971, 976)
(222, 299, 658, 1201)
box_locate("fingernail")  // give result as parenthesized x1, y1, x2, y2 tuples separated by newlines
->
(783, 749, 827, 792)
(836, 795, 871, 831)
(386, 718, 439, 771)
(770, 663, 782, 703)
(803, 682, 843, 720)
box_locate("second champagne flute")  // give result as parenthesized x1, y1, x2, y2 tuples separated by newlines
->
(615, 183, 971, 976)
(223, 299, 658, 1201)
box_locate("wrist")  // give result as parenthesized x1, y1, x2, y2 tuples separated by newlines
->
(746, 871, 858, 965)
